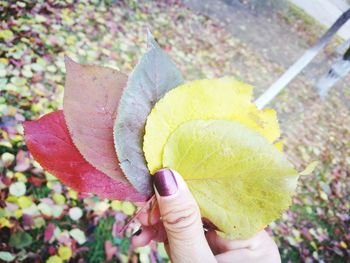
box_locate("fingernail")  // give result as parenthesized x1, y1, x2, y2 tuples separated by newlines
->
(132, 228, 142, 236)
(153, 168, 178, 196)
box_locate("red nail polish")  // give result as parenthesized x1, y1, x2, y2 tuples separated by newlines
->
(153, 168, 178, 196)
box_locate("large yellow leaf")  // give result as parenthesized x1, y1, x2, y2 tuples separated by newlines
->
(162, 120, 298, 239)
(144, 78, 280, 174)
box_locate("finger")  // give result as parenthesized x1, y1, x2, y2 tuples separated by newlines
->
(154, 168, 216, 263)
(215, 244, 281, 263)
(206, 230, 253, 254)
(137, 205, 160, 226)
(131, 226, 156, 247)
(152, 222, 167, 242)
(205, 230, 225, 255)
(215, 249, 253, 263)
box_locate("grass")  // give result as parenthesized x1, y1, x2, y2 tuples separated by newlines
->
(279, 2, 344, 49)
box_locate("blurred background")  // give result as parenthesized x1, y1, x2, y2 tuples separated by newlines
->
(0, 0, 349, 262)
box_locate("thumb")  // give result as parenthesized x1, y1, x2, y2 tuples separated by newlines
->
(153, 168, 216, 263)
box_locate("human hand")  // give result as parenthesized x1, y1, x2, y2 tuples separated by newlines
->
(132, 168, 281, 263)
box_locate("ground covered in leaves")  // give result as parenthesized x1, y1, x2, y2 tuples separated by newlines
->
(0, 0, 349, 262)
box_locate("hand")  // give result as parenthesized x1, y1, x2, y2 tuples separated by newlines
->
(132, 168, 281, 263)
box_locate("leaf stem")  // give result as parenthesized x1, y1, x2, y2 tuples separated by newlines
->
(118, 194, 156, 234)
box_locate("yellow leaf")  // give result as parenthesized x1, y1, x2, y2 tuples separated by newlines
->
(162, 120, 298, 239)
(320, 191, 328, 201)
(46, 255, 63, 263)
(121, 202, 135, 216)
(144, 78, 280, 174)
(17, 196, 33, 208)
(6, 195, 18, 203)
(340, 241, 348, 249)
(66, 35, 77, 45)
(0, 57, 9, 65)
(0, 141, 12, 148)
(0, 218, 14, 228)
(0, 30, 14, 40)
(14, 209, 23, 219)
(68, 189, 78, 200)
(0, 208, 9, 218)
(111, 200, 122, 211)
(299, 161, 318, 176)
(58, 246, 72, 260)
(14, 172, 27, 182)
(53, 193, 66, 205)
(47, 181, 53, 189)
(274, 140, 284, 152)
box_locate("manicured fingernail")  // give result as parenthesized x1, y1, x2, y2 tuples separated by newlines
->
(153, 168, 178, 196)
(132, 228, 142, 236)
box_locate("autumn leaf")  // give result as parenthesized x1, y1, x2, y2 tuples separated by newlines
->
(114, 32, 184, 196)
(63, 57, 128, 182)
(144, 78, 280, 174)
(0, 251, 16, 262)
(163, 120, 299, 239)
(9, 232, 33, 249)
(23, 111, 146, 202)
(143, 78, 293, 238)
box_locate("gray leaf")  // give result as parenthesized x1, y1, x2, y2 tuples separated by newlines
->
(114, 32, 184, 196)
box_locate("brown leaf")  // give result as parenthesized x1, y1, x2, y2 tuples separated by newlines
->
(63, 57, 128, 182)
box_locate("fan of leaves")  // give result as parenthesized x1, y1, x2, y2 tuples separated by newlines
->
(24, 33, 304, 238)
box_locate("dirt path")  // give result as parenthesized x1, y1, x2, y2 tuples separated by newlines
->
(183, 0, 307, 69)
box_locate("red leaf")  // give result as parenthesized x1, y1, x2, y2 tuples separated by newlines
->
(28, 176, 46, 187)
(48, 246, 56, 255)
(63, 57, 127, 182)
(44, 223, 55, 242)
(23, 111, 146, 202)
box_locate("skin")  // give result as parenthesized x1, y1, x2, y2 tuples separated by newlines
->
(132, 169, 281, 263)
